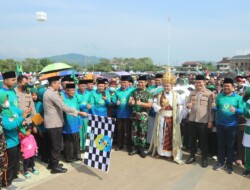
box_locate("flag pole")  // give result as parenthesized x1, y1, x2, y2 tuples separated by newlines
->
(167, 16, 171, 67)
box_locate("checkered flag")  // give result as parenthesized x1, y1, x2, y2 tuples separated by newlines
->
(83, 114, 116, 172)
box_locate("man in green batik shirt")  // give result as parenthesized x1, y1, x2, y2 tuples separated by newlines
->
(129, 75, 153, 158)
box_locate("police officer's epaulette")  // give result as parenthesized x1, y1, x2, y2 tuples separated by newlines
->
(203, 89, 211, 97)
(190, 91, 196, 97)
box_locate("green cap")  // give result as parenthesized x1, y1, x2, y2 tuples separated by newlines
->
(30, 88, 39, 94)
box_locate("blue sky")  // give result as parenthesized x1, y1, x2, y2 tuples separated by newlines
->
(0, 0, 250, 65)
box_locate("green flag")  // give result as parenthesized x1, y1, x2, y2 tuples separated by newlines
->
(19, 63, 23, 74)
(15, 63, 23, 76)
(71, 69, 78, 84)
(15, 64, 20, 75)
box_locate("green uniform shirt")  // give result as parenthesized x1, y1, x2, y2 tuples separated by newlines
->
(75, 89, 91, 113)
(131, 88, 153, 113)
(0, 87, 18, 108)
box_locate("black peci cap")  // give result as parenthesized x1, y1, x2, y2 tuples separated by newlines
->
(120, 75, 130, 81)
(138, 75, 148, 81)
(223, 78, 234, 85)
(102, 78, 109, 83)
(97, 79, 105, 84)
(47, 76, 61, 83)
(155, 73, 163, 79)
(195, 75, 205, 80)
(61, 76, 74, 82)
(2, 71, 16, 79)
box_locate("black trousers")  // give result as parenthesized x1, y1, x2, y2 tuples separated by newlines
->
(236, 125, 245, 161)
(217, 125, 238, 167)
(2, 145, 20, 187)
(116, 118, 132, 151)
(34, 132, 50, 163)
(188, 121, 209, 159)
(47, 127, 63, 169)
(63, 133, 80, 161)
(23, 156, 35, 173)
(180, 119, 189, 149)
(208, 131, 218, 157)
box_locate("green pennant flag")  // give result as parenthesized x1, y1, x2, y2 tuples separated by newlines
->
(15, 63, 23, 76)
(15, 64, 20, 75)
(19, 63, 23, 74)
(71, 69, 78, 84)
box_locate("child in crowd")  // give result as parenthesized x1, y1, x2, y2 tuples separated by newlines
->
(19, 125, 39, 179)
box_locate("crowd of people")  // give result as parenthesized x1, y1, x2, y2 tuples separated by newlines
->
(0, 68, 250, 190)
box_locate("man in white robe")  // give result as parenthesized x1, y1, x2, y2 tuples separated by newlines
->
(148, 68, 184, 164)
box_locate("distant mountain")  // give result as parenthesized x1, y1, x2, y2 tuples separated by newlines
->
(46, 53, 102, 66)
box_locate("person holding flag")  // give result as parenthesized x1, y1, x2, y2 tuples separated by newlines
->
(90, 79, 111, 117)
(76, 80, 91, 151)
(43, 76, 87, 174)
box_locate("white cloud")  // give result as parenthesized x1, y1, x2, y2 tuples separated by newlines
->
(235, 50, 250, 56)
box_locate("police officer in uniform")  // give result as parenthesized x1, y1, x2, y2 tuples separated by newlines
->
(186, 75, 214, 168)
(43, 76, 87, 174)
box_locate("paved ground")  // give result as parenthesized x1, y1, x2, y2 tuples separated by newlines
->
(12, 150, 250, 190)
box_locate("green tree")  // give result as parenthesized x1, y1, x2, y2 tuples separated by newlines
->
(0, 59, 16, 72)
(68, 63, 82, 71)
(201, 61, 216, 71)
(89, 59, 113, 72)
(40, 58, 52, 67)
